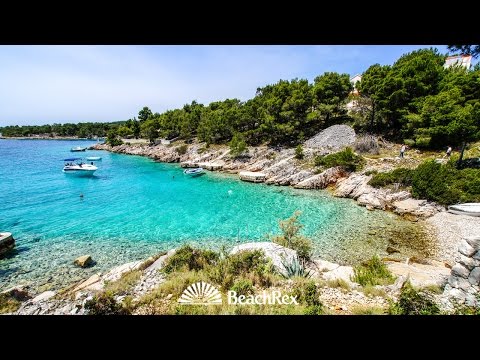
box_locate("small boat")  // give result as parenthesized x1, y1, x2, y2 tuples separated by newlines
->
(86, 156, 102, 161)
(71, 146, 87, 152)
(448, 203, 480, 217)
(63, 158, 97, 176)
(183, 167, 205, 176)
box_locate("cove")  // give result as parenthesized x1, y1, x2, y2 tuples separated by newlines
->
(0, 139, 433, 292)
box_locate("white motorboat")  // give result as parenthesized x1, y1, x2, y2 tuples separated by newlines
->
(86, 156, 102, 161)
(183, 167, 205, 176)
(70, 146, 87, 152)
(448, 203, 480, 217)
(63, 158, 97, 176)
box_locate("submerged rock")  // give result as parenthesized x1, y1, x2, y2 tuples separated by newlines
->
(74, 255, 94, 268)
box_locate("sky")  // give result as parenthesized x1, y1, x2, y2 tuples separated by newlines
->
(0, 45, 459, 126)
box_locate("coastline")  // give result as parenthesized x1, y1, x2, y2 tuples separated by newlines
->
(91, 139, 480, 265)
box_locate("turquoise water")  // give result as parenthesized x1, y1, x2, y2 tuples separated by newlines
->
(0, 139, 431, 293)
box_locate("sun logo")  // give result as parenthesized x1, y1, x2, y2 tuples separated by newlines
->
(178, 281, 223, 305)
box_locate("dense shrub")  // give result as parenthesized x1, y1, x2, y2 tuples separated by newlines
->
(352, 256, 395, 286)
(162, 245, 219, 274)
(314, 147, 364, 172)
(85, 291, 131, 315)
(230, 278, 254, 296)
(229, 133, 247, 157)
(291, 279, 324, 315)
(388, 281, 441, 315)
(175, 144, 188, 155)
(368, 168, 415, 188)
(270, 211, 313, 260)
(412, 160, 480, 205)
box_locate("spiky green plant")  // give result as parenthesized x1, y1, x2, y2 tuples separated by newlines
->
(281, 256, 313, 279)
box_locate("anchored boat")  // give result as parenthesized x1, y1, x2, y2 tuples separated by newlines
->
(70, 146, 87, 152)
(86, 156, 102, 161)
(448, 203, 480, 217)
(63, 158, 97, 176)
(183, 167, 205, 176)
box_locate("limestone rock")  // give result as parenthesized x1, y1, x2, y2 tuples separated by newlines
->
(474, 251, 480, 261)
(357, 191, 386, 210)
(311, 259, 340, 272)
(334, 174, 372, 199)
(322, 265, 355, 287)
(455, 254, 476, 270)
(74, 255, 94, 268)
(468, 267, 480, 286)
(451, 263, 470, 279)
(72, 274, 102, 293)
(0, 232, 15, 257)
(102, 260, 144, 283)
(294, 167, 346, 189)
(230, 242, 297, 276)
(144, 249, 177, 273)
(386, 261, 450, 288)
(465, 237, 480, 250)
(31, 291, 56, 303)
(458, 240, 476, 257)
(386, 246, 400, 254)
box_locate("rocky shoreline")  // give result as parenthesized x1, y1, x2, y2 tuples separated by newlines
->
(3, 237, 478, 315)
(92, 130, 480, 264)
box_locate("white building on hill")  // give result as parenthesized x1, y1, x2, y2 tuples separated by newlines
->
(444, 54, 472, 70)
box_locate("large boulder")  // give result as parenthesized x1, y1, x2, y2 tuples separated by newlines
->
(230, 242, 297, 276)
(334, 174, 372, 199)
(294, 167, 347, 189)
(73, 255, 94, 268)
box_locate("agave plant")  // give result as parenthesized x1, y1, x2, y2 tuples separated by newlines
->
(281, 255, 313, 279)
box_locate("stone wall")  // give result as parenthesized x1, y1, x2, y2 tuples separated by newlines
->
(443, 236, 480, 307)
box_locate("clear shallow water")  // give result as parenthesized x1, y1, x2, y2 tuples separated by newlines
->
(0, 139, 433, 293)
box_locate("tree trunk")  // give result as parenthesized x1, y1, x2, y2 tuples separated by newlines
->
(457, 142, 467, 169)
(370, 101, 375, 133)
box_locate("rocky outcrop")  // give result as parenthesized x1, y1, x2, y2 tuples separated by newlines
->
(443, 237, 480, 307)
(0, 232, 15, 257)
(230, 242, 297, 276)
(333, 173, 442, 218)
(308, 259, 356, 287)
(294, 167, 347, 189)
(304, 125, 356, 150)
(393, 199, 443, 218)
(74, 255, 94, 268)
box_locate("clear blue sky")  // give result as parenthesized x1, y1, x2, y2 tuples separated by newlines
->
(0, 45, 457, 126)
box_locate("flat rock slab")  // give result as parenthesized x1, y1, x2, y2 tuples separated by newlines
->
(239, 171, 266, 183)
(31, 291, 56, 303)
(386, 261, 450, 288)
(230, 242, 297, 276)
(145, 249, 177, 273)
(102, 260, 144, 283)
(72, 274, 103, 293)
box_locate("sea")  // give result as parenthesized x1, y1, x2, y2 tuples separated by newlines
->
(0, 139, 432, 292)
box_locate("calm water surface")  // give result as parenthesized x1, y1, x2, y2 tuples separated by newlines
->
(0, 139, 432, 292)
